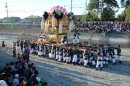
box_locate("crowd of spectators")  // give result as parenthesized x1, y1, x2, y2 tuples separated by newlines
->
(74, 21, 130, 33)
(0, 40, 47, 86)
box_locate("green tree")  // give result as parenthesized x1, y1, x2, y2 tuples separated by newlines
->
(121, 0, 130, 8)
(75, 17, 81, 22)
(125, 7, 130, 21)
(80, 15, 86, 22)
(86, 10, 98, 21)
(103, 0, 119, 8)
(2, 17, 21, 23)
(101, 7, 115, 21)
(88, 0, 98, 11)
(121, 0, 130, 21)
(88, 0, 118, 10)
(88, 0, 119, 20)
(117, 11, 126, 21)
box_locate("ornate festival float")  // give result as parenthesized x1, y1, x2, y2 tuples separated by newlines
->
(41, 5, 74, 44)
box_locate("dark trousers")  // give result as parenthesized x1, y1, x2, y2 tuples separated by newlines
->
(13, 51, 16, 57)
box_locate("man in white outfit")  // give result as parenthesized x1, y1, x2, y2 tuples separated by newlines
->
(16, 45, 21, 59)
(118, 53, 122, 63)
(66, 48, 71, 63)
(58, 48, 63, 62)
(72, 49, 78, 64)
(63, 48, 67, 62)
(117, 45, 122, 63)
(112, 55, 116, 65)
(55, 47, 59, 60)
(83, 51, 88, 67)
(96, 54, 103, 70)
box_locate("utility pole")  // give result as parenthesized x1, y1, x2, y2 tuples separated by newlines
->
(5, 3, 8, 17)
(71, 0, 72, 12)
(85, 0, 87, 21)
(98, 0, 102, 19)
(85, 0, 87, 11)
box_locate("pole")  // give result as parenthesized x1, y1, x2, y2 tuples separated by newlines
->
(98, 0, 102, 19)
(71, 0, 72, 12)
(5, 3, 8, 17)
(86, 0, 87, 21)
(86, 0, 87, 11)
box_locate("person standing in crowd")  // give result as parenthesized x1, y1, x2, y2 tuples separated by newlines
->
(38, 32, 44, 38)
(83, 51, 88, 67)
(49, 45, 55, 59)
(66, 46, 71, 63)
(23, 46, 30, 61)
(72, 48, 78, 64)
(61, 36, 67, 45)
(55, 47, 59, 60)
(0, 80, 8, 86)
(112, 54, 116, 65)
(20, 39, 24, 53)
(12, 74, 19, 86)
(78, 50, 84, 65)
(1, 41, 6, 52)
(12, 42, 16, 57)
(16, 45, 21, 59)
(96, 53, 103, 70)
(58, 47, 63, 62)
(73, 32, 80, 43)
(117, 45, 122, 63)
(38, 44, 44, 56)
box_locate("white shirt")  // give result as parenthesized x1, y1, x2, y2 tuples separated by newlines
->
(16, 46, 21, 54)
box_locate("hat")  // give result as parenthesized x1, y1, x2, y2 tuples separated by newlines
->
(0, 80, 7, 86)
(14, 74, 19, 78)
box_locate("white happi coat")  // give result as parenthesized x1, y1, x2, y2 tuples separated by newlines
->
(96, 56, 103, 68)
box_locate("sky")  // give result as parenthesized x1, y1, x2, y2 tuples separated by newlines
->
(0, 0, 125, 19)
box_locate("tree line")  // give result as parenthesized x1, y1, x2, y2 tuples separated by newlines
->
(76, 0, 130, 22)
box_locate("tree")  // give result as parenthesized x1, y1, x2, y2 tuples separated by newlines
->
(88, 0, 119, 10)
(88, 0, 119, 20)
(80, 15, 86, 22)
(88, 0, 98, 11)
(2, 17, 21, 23)
(101, 7, 115, 21)
(125, 7, 130, 21)
(121, 0, 130, 8)
(121, 0, 130, 21)
(103, 0, 119, 8)
(117, 11, 126, 21)
(86, 10, 98, 21)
